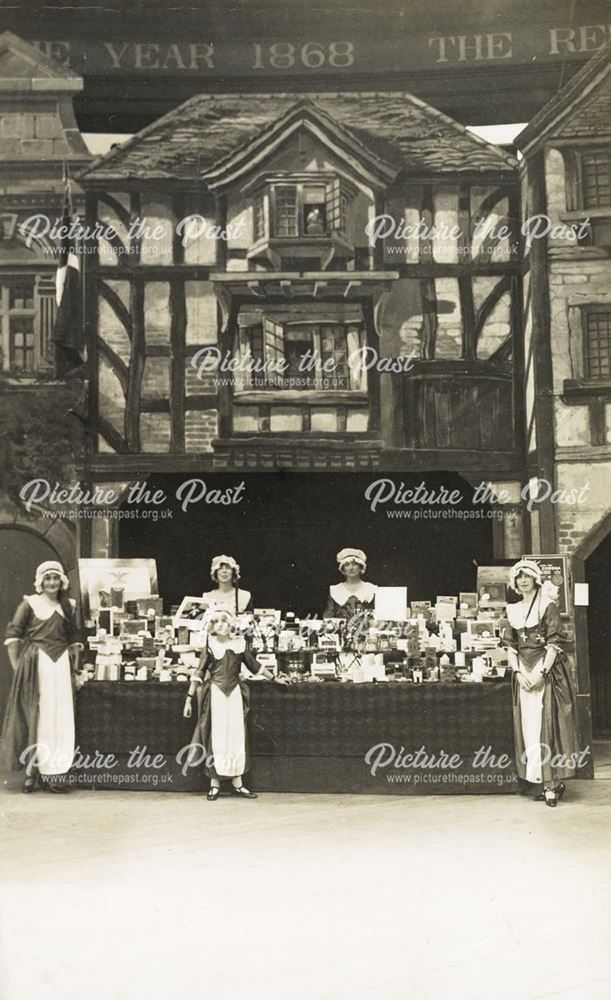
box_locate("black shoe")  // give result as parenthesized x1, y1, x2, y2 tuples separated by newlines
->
(22, 777, 36, 794)
(207, 787, 220, 801)
(40, 779, 70, 794)
(536, 782, 566, 804)
(543, 788, 557, 807)
(231, 785, 257, 799)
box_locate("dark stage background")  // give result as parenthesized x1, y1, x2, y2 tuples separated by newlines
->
(119, 472, 512, 614)
(118, 472, 509, 617)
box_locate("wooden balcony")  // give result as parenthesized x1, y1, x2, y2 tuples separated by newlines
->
(383, 361, 524, 474)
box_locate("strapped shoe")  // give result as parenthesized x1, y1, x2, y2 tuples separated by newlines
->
(231, 785, 258, 799)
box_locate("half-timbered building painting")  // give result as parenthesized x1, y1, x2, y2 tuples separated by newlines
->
(80, 92, 521, 477)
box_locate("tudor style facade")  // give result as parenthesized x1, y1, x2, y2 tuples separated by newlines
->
(80, 92, 522, 489)
(517, 41, 611, 740)
(2, 30, 608, 753)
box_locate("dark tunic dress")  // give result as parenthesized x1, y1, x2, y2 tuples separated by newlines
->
(501, 598, 578, 784)
(1, 596, 80, 772)
(323, 582, 377, 624)
(323, 594, 376, 621)
(189, 644, 262, 779)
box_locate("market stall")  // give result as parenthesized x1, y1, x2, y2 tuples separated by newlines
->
(69, 555, 522, 795)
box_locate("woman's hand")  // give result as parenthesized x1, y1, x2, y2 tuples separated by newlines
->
(528, 667, 545, 691)
(516, 669, 544, 692)
(183, 698, 193, 719)
(74, 671, 88, 691)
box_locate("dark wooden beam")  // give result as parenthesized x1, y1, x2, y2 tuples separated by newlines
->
(527, 149, 556, 551)
(97, 415, 129, 454)
(510, 273, 526, 459)
(125, 278, 145, 452)
(83, 192, 100, 478)
(98, 280, 133, 339)
(97, 338, 129, 393)
(169, 279, 186, 452)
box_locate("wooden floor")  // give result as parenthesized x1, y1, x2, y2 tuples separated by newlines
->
(1, 773, 610, 1000)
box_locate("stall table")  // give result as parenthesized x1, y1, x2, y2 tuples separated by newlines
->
(75, 680, 517, 794)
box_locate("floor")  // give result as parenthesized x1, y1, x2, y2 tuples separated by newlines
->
(1, 771, 610, 1000)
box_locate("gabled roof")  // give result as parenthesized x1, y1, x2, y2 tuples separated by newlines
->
(517, 42, 611, 154)
(0, 30, 83, 92)
(81, 91, 517, 185)
(202, 98, 401, 192)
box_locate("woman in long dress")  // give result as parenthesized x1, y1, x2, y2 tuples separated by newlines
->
(323, 548, 377, 622)
(183, 609, 274, 800)
(201, 555, 253, 615)
(1, 560, 83, 793)
(502, 559, 578, 807)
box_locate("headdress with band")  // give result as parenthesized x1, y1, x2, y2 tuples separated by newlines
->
(34, 561, 69, 594)
(509, 559, 542, 591)
(210, 555, 240, 580)
(336, 548, 367, 570)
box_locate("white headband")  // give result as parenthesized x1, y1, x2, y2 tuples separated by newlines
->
(509, 559, 542, 591)
(337, 548, 367, 569)
(210, 555, 240, 580)
(34, 561, 69, 594)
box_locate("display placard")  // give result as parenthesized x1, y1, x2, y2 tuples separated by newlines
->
(78, 558, 158, 615)
(522, 554, 569, 615)
(375, 587, 408, 621)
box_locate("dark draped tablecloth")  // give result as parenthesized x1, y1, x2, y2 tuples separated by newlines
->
(74, 680, 517, 794)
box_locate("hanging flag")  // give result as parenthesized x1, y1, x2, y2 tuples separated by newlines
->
(53, 172, 83, 373)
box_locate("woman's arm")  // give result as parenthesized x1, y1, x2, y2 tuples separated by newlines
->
(242, 649, 275, 680)
(6, 640, 22, 672)
(4, 599, 31, 672)
(183, 650, 210, 717)
(500, 618, 520, 671)
(535, 602, 563, 681)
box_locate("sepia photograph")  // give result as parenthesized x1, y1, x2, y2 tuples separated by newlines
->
(0, 1, 610, 998)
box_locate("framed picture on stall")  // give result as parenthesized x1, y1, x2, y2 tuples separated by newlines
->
(459, 593, 478, 616)
(522, 554, 569, 615)
(476, 566, 508, 608)
(155, 616, 175, 638)
(120, 619, 148, 636)
(172, 596, 209, 631)
(78, 558, 158, 616)
(135, 596, 164, 617)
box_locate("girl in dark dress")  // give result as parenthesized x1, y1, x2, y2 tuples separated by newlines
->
(183, 609, 274, 800)
(1, 560, 84, 793)
(501, 559, 578, 807)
